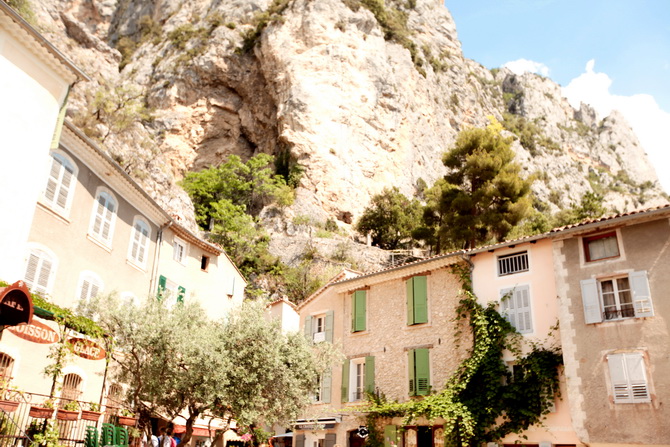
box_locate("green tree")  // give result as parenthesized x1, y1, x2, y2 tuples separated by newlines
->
(355, 187, 422, 250)
(551, 191, 608, 227)
(434, 123, 532, 249)
(79, 296, 332, 445)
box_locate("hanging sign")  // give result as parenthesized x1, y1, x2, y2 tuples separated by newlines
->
(7, 319, 59, 344)
(0, 281, 33, 327)
(68, 337, 106, 360)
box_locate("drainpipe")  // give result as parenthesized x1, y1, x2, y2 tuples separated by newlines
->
(150, 221, 173, 297)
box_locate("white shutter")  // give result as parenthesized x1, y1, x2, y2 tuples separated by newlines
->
(629, 271, 654, 318)
(607, 354, 630, 402)
(580, 278, 602, 324)
(500, 287, 516, 329)
(79, 275, 103, 302)
(24, 253, 39, 288)
(626, 353, 650, 402)
(56, 167, 73, 208)
(516, 286, 532, 333)
(608, 353, 650, 403)
(25, 251, 53, 294)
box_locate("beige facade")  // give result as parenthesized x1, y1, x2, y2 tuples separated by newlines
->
(295, 257, 471, 447)
(471, 238, 578, 446)
(552, 206, 670, 447)
(0, 2, 87, 282)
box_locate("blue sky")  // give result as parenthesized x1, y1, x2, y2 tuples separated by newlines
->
(446, 0, 670, 192)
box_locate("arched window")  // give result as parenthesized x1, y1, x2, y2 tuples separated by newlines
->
(61, 373, 83, 401)
(24, 247, 56, 294)
(106, 383, 124, 411)
(89, 189, 117, 245)
(77, 272, 103, 303)
(128, 218, 151, 266)
(0, 353, 15, 382)
(43, 151, 77, 214)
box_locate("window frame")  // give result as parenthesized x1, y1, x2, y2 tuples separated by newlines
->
(583, 231, 620, 263)
(499, 284, 533, 334)
(127, 217, 151, 268)
(42, 150, 78, 217)
(580, 270, 654, 324)
(24, 245, 57, 295)
(305, 311, 334, 343)
(77, 271, 104, 303)
(88, 188, 118, 248)
(173, 237, 187, 265)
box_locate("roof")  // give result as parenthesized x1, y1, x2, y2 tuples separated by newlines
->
(0, 1, 89, 82)
(548, 204, 670, 236)
(296, 268, 361, 310)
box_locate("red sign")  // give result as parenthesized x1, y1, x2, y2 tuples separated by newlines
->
(0, 281, 33, 327)
(7, 320, 59, 344)
(67, 338, 106, 360)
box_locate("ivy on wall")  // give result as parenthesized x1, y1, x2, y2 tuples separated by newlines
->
(362, 264, 563, 446)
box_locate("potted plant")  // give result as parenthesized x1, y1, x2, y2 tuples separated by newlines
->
(56, 400, 80, 421)
(117, 409, 138, 426)
(0, 380, 23, 413)
(29, 399, 54, 419)
(81, 402, 102, 421)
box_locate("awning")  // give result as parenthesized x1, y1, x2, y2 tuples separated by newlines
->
(271, 433, 293, 439)
(173, 425, 215, 437)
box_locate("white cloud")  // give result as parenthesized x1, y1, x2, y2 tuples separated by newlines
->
(562, 60, 670, 193)
(502, 58, 550, 77)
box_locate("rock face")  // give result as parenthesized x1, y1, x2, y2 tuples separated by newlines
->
(29, 0, 667, 246)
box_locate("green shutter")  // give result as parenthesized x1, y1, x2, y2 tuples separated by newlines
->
(177, 286, 186, 304)
(304, 316, 313, 340)
(365, 356, 375, 394)
(408, 349, 415, 395)
(415, 348, 430, 395)
(413, 276, 428, 324)
(406, 279, 414, 325)
(157, 275, 167, 300)
(384, 425, 398, 447)
(322, 370, 332, 404)
(353, 290, 366, 332)
(325, 310, 334, 342)
(341, 359, 350, 402)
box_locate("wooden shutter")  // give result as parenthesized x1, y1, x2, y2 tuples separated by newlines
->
(502, 286, 532, 333)
(580, 278, 602, 324)
(324, 433, 336, 447)
(408, 349, 415, 395)
(413, 276, 428, 324)
(295, 434, 305, 447)
(415, 348, 430, 395)
(157, 275, 167, 300)
(325, 310, 334, 342)
(25, 251, 52, 294)
(626, 353, 650, 402)
(353, 290, 366, 332)
(304, 316, 313, 339)
(629, 271, 654, 318)
(406, 278, 415, 325)
(177, 286, 186, 303)
(384, 425, 398, 447)
(341, 359, 350, 402)
(365, 356, 375, 394)
(321, 370, 332, 404)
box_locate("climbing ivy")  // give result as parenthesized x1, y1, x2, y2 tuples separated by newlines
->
(362, 265, 562, 447)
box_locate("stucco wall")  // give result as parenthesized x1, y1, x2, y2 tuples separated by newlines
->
(554, 217, 670, 445)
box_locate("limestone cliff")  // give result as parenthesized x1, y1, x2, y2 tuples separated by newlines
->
(25, 0, 667, 264)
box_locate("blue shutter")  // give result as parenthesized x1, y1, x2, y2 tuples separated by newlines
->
(304, 316, 313, 340)
(325, 310, 334, 342)
(580, 278, 602, 324)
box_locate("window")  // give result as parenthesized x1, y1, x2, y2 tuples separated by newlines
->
(497, 251, 529, 276)
(156, 275, 185, 306)
(407, 276, 428, 325)
(607, 353, 650, 403)
(580, 271, 654, 324)
(201, 255, 210, 271)
(0, 353, 15, 382)
(341, 356, 375, 402)
(408, 348, 430, 396)
(500, 285, 532, 334)
(352, 290, 366, 332)
(128, 218, 150, 266)
(24, 248, 55, 295)
(89, 190, 117, 245)
(584, 231, 620, 262)
(105, 383, 124, 414)
(173, 238, 187, 264)
(304, 311, 334, 343)
(77, 272, 103, 302)
(314, 371, 331, 403)
(61, 373, 83, 401)
(43, 151, 76, 214)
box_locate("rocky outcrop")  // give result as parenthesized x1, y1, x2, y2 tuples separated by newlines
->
(27, 0, 668, 252)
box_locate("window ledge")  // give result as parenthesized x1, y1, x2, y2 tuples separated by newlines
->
(126, 259, 147, 273)
(86, 234, 112, 253)
(36, 201, 71, 225)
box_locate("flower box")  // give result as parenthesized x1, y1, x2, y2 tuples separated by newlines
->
(81, 410, 102, 421)
(0, 400, 19, 412)
(56, 409, 79, 421)
(117, 416, 138, 426)
(29, 406, 53, 419)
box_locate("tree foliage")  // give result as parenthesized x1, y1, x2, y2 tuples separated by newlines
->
(355, 187, 422, 250)
(79, 296, 332, 444)
(427, 123, 532, 250)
